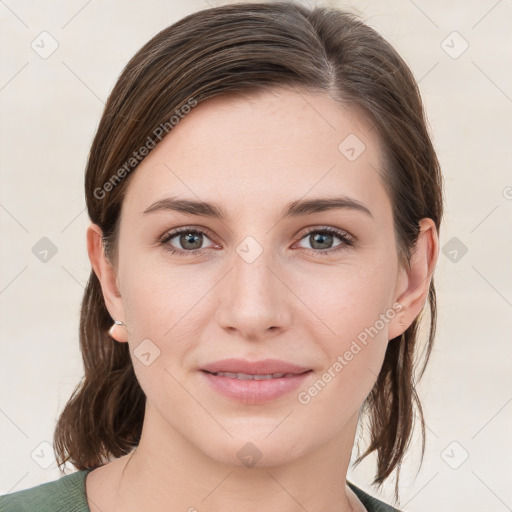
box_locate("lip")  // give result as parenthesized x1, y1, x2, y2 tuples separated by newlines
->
(199, 358, 313, 404)
(200, 358, 311, 375)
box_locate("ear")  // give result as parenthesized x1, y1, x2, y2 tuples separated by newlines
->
(388, 218, 439, 340)
(86, 222, 128, 343)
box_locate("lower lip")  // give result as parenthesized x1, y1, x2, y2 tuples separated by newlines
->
(200, 370, 312, 404)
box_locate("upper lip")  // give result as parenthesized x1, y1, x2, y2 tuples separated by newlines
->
(201, 358, 311, 375)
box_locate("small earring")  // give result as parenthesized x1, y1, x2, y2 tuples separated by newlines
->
(108, 320, 125, 338)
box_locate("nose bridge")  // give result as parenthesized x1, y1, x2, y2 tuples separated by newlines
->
(217, 232, 288, 335)
(231, 238, 279, 308)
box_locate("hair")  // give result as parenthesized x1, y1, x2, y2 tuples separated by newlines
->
(53, 1, 443, 503)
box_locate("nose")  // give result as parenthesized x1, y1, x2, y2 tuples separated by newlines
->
(215, 245, 291, 340)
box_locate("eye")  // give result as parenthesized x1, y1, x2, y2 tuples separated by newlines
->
(159, 226, 354, 257)
(294, 227, 354, 256)
(160, 227, 217, 256)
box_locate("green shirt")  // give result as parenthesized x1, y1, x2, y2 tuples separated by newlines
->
(0, 469, 402, 511)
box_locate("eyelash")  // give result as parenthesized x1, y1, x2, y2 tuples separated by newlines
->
(159, 226, 354, 258)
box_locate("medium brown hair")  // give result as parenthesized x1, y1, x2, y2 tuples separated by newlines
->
(53, 1, 443, 502)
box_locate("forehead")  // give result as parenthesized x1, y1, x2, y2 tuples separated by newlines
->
(122, 87, 391, 223)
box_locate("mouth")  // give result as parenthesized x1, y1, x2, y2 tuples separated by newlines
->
(199, 366, 313, 404)
(200, 357, 312, 376)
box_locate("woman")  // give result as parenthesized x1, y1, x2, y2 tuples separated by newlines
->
(0, 2, 442, 511)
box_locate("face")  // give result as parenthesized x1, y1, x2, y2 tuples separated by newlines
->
(97, 87, 414, 468)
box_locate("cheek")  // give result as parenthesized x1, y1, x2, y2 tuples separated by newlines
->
(293, 259, 395, 400)
(120, 253, 203, 333)
(297, 306, 391, 431)
(118, 259, 211, 382)
(296, 258, 395, 340)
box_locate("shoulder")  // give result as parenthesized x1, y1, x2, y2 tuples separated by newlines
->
(347, 480, 404, 512)
(0, 469, 93, 512)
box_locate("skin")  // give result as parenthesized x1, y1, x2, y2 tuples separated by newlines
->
(86, 87, 439, 512)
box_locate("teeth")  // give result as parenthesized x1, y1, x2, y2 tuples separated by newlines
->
(212, 371, 292, 379)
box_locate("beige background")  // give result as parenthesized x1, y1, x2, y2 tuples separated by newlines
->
(1, 1, 511, 510)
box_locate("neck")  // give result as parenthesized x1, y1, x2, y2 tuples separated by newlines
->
(109, 404, 361, 512)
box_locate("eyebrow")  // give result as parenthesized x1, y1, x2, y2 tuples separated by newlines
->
(142, 195, 373, 220)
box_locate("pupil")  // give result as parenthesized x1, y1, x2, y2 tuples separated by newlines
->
(311, 233, 332, 249)
(182, 232, 201, 249)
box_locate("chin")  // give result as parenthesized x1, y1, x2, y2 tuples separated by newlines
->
(199, 433, 308, 470)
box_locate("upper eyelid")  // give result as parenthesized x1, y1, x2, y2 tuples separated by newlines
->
(295, 226, 353, 243)
(161, 226, 217, 243)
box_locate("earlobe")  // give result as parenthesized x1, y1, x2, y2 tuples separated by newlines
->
(86, 222, 128, 342)
(108, 320, 128, 343)
(388, 218, 439, 340)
